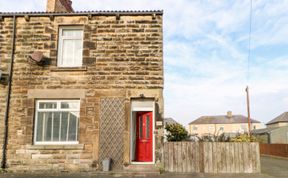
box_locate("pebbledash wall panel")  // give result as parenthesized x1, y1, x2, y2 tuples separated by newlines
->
(0, 13, 163, 172)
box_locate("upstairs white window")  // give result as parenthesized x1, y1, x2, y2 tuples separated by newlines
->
(57, 27, 83, 67)
(34, 100, 80, 145)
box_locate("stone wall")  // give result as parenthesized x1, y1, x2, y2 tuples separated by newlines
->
(0, 14, 163, 171)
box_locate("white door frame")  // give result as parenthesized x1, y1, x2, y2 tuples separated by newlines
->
(130, 101, 155, 164)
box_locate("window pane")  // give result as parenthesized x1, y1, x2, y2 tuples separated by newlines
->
(61, 112, 69, 141)
(68, 112, 78, 141)
(53, 112, 60, 141)
(61, 101, 79, 109)
(62, 39, 74, 66)
(39, 102, 57, 109)
(36, 112, 44, 141)
(146, 115, 150, 139)
(74, 39, 83, 66)
(139, 116, 142, 138)
(61, 39, 82, 67)
(62, 29, 83, 37)
(44, 112, 53, 141)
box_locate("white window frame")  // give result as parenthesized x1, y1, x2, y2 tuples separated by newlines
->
(34, 100, 80, 145)
(57, 26, 84, 67)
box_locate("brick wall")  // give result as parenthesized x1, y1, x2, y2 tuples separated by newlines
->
(0, 14, 163, 171)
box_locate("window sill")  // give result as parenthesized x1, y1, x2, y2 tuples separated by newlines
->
(50, 66, 87, 72)
(26, 144, 84, 150)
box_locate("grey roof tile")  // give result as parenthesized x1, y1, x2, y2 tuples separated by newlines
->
(266, 112, 288, 125)
(189, 115, 260, 125)
(164, 117, 180, 125)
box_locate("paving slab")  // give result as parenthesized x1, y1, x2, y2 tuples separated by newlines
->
(1, 156, 287, 178)
(260, 156, 288, 178)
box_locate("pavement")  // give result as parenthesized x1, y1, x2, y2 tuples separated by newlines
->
(1, 156, 288, 178)
(260, 156, 288, 178)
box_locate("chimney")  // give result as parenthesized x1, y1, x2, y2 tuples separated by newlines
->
(227, 111, 232, 118)
(46, 0, 74, 13)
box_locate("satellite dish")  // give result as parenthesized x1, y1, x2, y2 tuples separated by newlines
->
(30, 51, 44, 62)
(29, 51, 49, 66)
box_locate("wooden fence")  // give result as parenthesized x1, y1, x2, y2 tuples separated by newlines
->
(164, 142, 261, 173)
(260, 143, 288, 157)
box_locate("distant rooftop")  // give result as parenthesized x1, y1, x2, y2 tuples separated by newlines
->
(189, 111, 261, 125)
(164, 117, 180, 126)
(266, 112, 288, 125)
(252, 126, 288, 134)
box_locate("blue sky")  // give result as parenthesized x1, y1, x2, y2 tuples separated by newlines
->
(1, 0, 288, 125)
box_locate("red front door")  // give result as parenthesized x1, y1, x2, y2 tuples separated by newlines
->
(135, 111, 153, 162)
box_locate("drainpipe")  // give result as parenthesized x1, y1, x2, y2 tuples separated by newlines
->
(1, 15, 16, 169)
(267, 133, 271, 144)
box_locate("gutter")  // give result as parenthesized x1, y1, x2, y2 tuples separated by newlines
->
(0, 10, 163, 17)
(1, 15, 16, 169)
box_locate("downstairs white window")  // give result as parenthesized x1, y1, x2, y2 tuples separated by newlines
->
(34, 100, 80, 145)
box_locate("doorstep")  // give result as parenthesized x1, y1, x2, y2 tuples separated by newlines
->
(92, 171, 160, 176)
(89, 164, 161, 176)
(122, 164, 160, 175)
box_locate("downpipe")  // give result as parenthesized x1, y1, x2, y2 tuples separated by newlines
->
(1, 15, 16, 169)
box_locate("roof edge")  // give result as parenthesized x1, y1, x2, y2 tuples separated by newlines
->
(0, 10, 163, 17)
(266, 120, 288, 125)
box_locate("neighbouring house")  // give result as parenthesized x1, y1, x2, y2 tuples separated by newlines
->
(163, 117, 181, 142)
(266, 112, 288, 128)
(188, 111, 263, 137)
(251, 126, 288, 144)
(252, 112, 288, 144)
(0, 0, 163, 172)
(164, 117, 180, 127)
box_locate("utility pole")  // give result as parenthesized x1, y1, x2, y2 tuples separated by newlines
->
(246, 86, 251, 137)
(245, 0, 253, 138)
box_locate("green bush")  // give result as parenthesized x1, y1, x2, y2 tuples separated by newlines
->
(231, 134, 257, 142)
(165, 124, 188, 141)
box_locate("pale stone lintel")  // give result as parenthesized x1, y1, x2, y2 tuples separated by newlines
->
(27, 89, 86, 99)
(127, 89, 163, 99)
(26, 144, 84, 150)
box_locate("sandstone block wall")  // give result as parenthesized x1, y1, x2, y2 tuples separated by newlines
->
(0, 13, 163, 171)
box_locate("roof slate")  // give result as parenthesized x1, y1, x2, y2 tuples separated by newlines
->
(266, 112, 288, 125)
(251, 126, 288, 134)
(189, 115, 261, 125)
(164, 117, 180, 125)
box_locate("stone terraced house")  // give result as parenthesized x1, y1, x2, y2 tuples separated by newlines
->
(0, 0, 164, 172)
